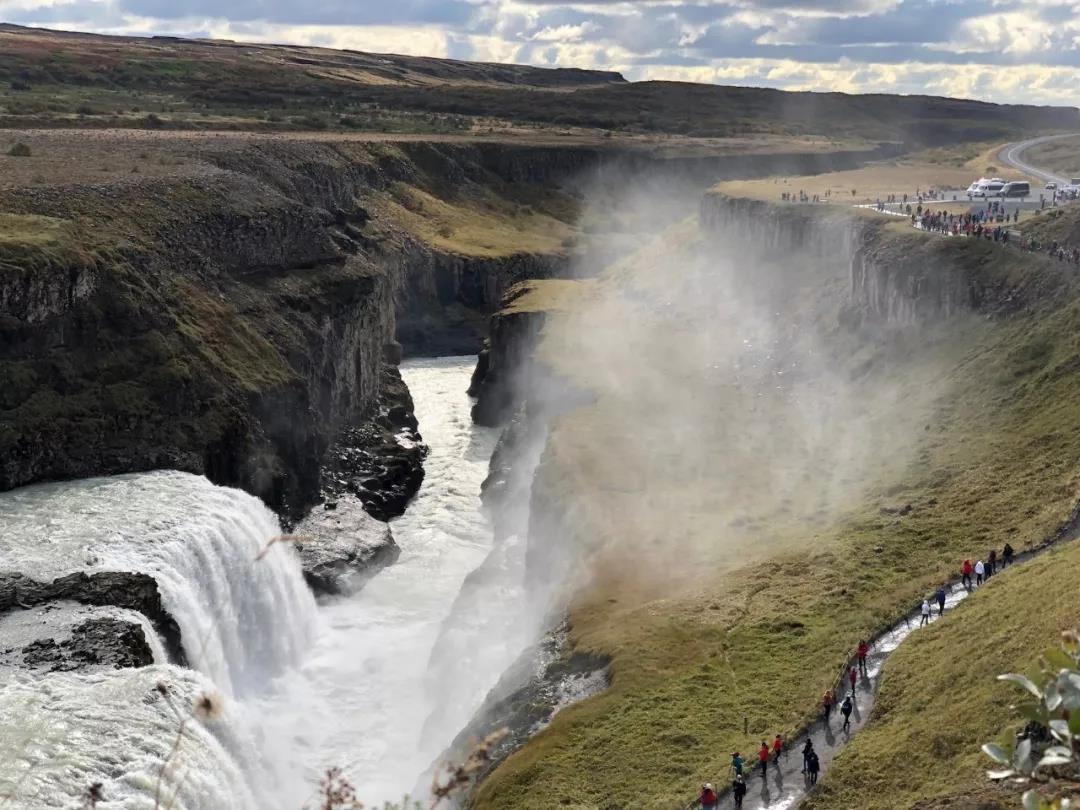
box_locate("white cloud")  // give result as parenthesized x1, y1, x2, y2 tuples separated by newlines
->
(944, 11, 1058, 54)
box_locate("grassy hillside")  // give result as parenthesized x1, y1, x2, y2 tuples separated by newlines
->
(0, 24, 1076, 143)
(471, 210, 1080, 809)
(803, 540, 1080, 810)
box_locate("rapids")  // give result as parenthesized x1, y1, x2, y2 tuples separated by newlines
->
(0, 356, 533, 809)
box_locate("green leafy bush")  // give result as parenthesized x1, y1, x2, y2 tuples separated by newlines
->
(982, 630, 1080, 808)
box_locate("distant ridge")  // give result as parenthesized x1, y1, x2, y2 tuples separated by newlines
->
(0, 22, 1075, 142)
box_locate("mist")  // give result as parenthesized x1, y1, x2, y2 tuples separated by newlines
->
(513, 169, 959, 604)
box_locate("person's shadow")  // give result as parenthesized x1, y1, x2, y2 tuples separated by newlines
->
(759, 776, 772, 804)
(823, 722, 835, 746)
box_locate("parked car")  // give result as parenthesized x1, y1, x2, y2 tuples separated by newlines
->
(971, 180, 1006, 198)
(1002, 181, 1031, 198)
(1046, 182, 1058, 190)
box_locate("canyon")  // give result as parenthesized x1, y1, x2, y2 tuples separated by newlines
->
(4, 109, 1080, 810)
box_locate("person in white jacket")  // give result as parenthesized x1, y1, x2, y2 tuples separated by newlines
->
(975, 559, 985, 586)
(920, 599, 931, 626)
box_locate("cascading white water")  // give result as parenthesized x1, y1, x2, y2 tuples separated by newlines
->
(252, 357, 524, 806)
(0, 356, 541, 809)
(0, 471, 319, 698)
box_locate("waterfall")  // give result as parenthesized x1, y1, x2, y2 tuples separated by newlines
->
(0, 359, 537, 809)
(0, 470, 319, 698)
(0, 471, 319, 809)
(0, 666, 264, 810)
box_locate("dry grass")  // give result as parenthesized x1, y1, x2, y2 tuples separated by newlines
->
(712, 158, 1021, 207)
(1023, 137, 1080, 178)
(375, 182, 575, 259)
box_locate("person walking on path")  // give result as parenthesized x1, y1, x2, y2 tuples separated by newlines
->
(696, 783, 718, 810)
(802, 739, 815, 774)
(849, 665, 858, 695)
(857, 640, 870, 674)
(841, 695, 853, 732)
(822, 688, 834, 722)
(988, 549, 997, 576)
(1003, 542, 1015, 568)
(758, 742, 770, 779)
(807, 750, 820, 786)
(962, 558, 974, 589)
(935, 586, 947, 616)
(772, 734, 784, 764)
(975, 559, 985, 586)
(732, 775, 747, 809)
(730, 752, 744, 778)
(920, 599, 931, 626)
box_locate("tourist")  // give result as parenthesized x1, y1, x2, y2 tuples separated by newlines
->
(772, 734, 784, 763)
(758, 742, 770, 779)
(822, 688, 834, 722)
(849, 665, 858, 695)
(935, 585, 947, 616)
(697, 782, 718, 810)
(920, 599, 931, 626)
(1003, 542, 1015, 567)
(730, 751, 744, 777)
(807, 749, 821, 785)
(988, 548, 997, 576)
(857, 639, 870, 674)
(841, 695, 853, 732)
(962, 558, 973, 589)
(975, 559, 985, 586)
(733, 775, 747, 808)
(802, 738, 815, 774)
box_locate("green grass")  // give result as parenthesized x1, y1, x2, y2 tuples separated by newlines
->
(472, 205, 1080, 809)
(804, 541, 1080, 810)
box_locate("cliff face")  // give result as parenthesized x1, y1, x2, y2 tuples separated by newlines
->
(699, 192, 1068, 326)
(0, 136, 906, 517)
(0, 140, 594, 516)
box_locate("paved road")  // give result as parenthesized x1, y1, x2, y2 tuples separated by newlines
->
(998, 134, 1079, 187)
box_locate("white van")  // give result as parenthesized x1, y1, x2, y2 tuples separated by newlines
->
(971, 179, 1006, 198)
(1002, 181, 1030, 198)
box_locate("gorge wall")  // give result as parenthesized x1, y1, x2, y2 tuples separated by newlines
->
(0, 136, 902, 520)
(699, 192, 1070, 324)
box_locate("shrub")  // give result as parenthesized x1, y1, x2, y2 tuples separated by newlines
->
(982, 630, 1080, 808)
(7, 142, 31, 157)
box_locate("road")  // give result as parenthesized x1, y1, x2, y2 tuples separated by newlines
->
(998, 134, 1079, 187)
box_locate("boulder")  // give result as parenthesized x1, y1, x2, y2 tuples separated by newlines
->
(294, 499, 400, 596)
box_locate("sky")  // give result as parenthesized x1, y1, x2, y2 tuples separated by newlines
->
(2, 0, 1080, 105)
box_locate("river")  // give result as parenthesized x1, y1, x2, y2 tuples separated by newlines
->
(0, 356, 525, 809)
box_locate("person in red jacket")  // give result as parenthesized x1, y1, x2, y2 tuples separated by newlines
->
(696, 782, 718, 810)
(962, 558, 974, 589)
(772, 734, 784, 763)
(849, 665, 858, 695)
(857, 640, 870, 674)
(758, 741, 770, 779)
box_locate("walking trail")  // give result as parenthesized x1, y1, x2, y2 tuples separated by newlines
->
(703, 139, 1080, 809)
(715, 582, 971, 810)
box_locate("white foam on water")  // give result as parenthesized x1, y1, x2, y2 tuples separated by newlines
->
(0, 357, 541, 809)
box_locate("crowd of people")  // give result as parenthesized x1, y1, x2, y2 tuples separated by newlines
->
(690, 541, 1026, 808)
(782, 182, 1080, 266)
(691, 641, 867, 808)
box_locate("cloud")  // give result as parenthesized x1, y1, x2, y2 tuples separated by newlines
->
(4, 0, 1080, 103)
